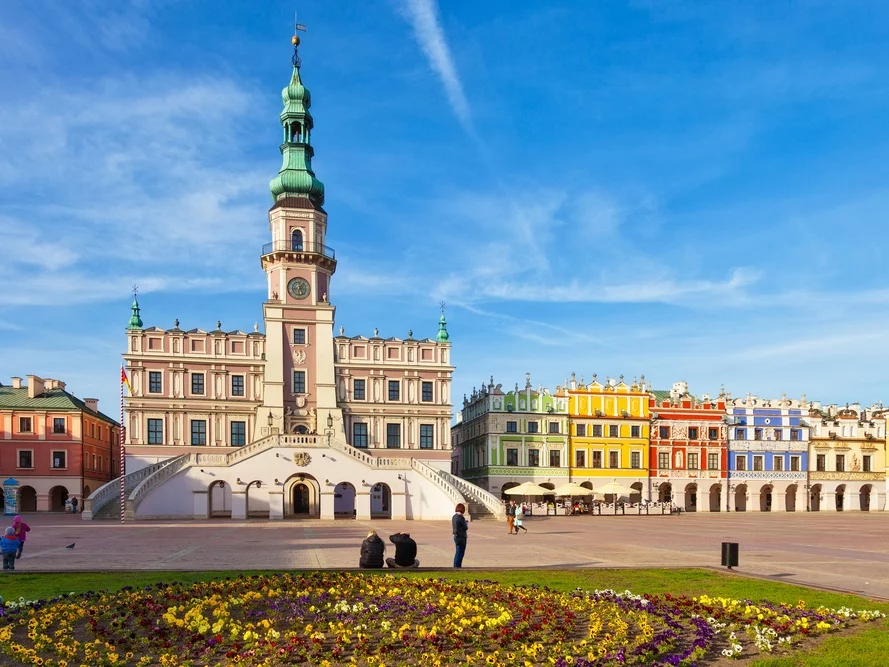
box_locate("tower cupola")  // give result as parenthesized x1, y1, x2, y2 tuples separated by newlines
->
(127, 295, 143, 330)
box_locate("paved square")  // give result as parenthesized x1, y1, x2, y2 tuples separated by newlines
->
(9, 512, 889, 599)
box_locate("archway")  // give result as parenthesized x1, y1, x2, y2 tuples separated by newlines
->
(734, 484, 747, 512)
(246, 480, 269, 518)
(291, 229, 303, 251)
(501, 482, 520, 499)
(209, 480, 232, 518)
(684, 483, 697, 512)
(785, 484, 797, 512)
(658, 483, 672, 504)
(759, 485, 773, 512)
(580, 481, 593, 490)
(49, 486, 69, 512)
(709, 484, 722, 512)
(810, 484, 822, 512)
(334, 482, 356, 518)
(285, 474, 320, 518)
(835, 484, 845, 512)
(539, 482, 555, 491)
(18, 486, 36, 512)
(83, 485, 92, 498)
(860, 485, 872, 512)
(371, 483, 392, 518)
(630, 482, 643, 504)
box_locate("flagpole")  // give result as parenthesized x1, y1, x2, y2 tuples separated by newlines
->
(120, 364, 126, 523)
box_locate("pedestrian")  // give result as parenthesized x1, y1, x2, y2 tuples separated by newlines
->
(12, 516, 30, 560)
(358, 530, 385, 568)
(71, 497, 79, 513)
(452, 503, 469, 568)
(1, 527, 18, 571)
(505, 500, 516, 534)
(386, 532, 419, 568)
(514, 505, 528, 533)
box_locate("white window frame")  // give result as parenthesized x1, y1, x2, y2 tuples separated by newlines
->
(16, 449, 34, 469)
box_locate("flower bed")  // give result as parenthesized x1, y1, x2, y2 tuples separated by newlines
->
(0, 572, 884, 666)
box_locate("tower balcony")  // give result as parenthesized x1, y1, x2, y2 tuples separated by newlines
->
(260, 240, 337, 272)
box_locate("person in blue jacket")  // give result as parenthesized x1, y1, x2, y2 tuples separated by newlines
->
(1, 526, 19, 571)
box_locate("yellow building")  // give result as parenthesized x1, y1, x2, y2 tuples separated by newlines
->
(568, 374, 649, 500)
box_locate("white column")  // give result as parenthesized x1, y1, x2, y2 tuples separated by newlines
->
(268, 491, 284, 520)
(231, 491, 247, 520)
(320, 491, 335, 519)
(356, 491, 371, 520)
(192, 490, 209, 519)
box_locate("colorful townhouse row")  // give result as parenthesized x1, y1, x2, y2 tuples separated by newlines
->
(451, 375, 888, 512)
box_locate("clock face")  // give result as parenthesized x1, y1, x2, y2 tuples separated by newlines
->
(287, 277, 311, 300)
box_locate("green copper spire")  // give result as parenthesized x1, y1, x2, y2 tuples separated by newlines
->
(269, 30, 325, 206)
(127, 295, 143, 330)
(436, 304, 450, 343)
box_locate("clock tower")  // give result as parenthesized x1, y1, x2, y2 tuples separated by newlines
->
(259, 31, 339, 438)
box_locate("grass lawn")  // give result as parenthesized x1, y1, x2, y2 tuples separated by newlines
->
(2, 568, 887, 665)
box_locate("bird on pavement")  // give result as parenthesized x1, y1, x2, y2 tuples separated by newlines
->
(65, 543, 75, 549)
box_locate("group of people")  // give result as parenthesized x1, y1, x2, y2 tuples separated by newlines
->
(358, 503, 470, 569)
(1, 516, 30, 572)
(505, 500, 529, 534)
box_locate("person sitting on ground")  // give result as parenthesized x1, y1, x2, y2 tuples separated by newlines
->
(386, 532, 419, 568)
(358, 530, 385, 568)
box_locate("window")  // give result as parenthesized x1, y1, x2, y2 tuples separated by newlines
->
(421, 382, 433, 402)
(388, 381, 400, 401)
(754, 428, 762, 441)
(353, 379, 365, 400)
(293, 328, 306, 344)
(230, 421, 246, 446)
(863, 455, 872, 472)
(53, 418, 66, 434)
(191, 373, 204, 395)
(609, 451, 619, 468)
(149, 371, 162, 393)
(773, 457, 784, 471)
(790, 429, 800, 441)
(90, 423, 95, 438)
(506, 421, 517, 433)
(688, 427, 698, 440)
(527, 421, 539, 434)
(293, 371, 306, 394)
(52, 451, 66, 469)
(630, 425, 640, 438)
(708, 453, 719, 470)
(191, 420, 206, 446)
(386, 423, 401, 448)
(147, 419, 163, 444)
(735, 428, 745, 440)
(528, 449, 540, 466)
(507, 449, 519, 466)
(630, 451, 641, 469)
(231, 375, 244, 397)
(609, 425, 618, 437)
(688, 453, 698, 469)
(735, 455, 746, 471)
(419, 424, 434, 449)
(773, 429, 782, 441)
(816, 454, 826, 472)
(549, 422, 560, 434)
(753, 455, 764, 471)
(592, 425, 603, 437)
(576, 424, 586, 436)
(658, 452, 670, 469)
(353, 423, 368, 448)
(19, 417, 32, 433)
(790, 456, 800, 472)
(550, 450, 561, 467)
(592, 451, 603, 468)
(659, 426, 669, 439)
(18, 451, 32, 468)
(835, 454, 845, 472)
(575, 450, 586, 467)
(708, 427, 718, 440)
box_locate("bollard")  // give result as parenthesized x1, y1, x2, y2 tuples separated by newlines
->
(721, 542, 739, 570)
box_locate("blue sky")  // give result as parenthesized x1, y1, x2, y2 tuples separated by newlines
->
(2, 0, 889, 414)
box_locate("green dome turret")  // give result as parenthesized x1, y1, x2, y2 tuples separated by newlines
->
(127, 296, 143, 330)
(436, 308, 450, 343)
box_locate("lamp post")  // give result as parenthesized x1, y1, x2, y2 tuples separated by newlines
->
(326, 413, 334, 447)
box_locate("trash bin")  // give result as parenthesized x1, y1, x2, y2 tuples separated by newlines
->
(721, 542, 739, 569)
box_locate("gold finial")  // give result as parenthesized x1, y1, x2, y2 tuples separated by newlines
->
(292, 35, 300, 46)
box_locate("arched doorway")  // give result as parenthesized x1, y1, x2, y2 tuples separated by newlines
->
(759, 485, 773, 512)
(860, 485, 872, 511)
(810, 484, 822, 511)
(18, 486, 36, 512)
(709, 484, 721, 512)
(539, 482, 555, 491)
(286, 474, 320, 518)
(334, 482, 356, 518)
(209, 480, 232, 518)
(580, 481, 593, 490)
(658, 483, 672, 504)
(684, 483, 698, 512)
(785, 484, 797, 512)
(371, 483, 392, 518)
(734, 484, 747, 512)
(835, 484, 845, 511)
(49, 486, 69, 512)
(501, 482, 520, 499)
(630, 482, 643, 504)
(246, 481, 268, 518)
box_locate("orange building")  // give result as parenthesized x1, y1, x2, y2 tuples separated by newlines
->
(0, 376, 120, 512)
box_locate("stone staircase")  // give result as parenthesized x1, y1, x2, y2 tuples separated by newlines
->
(83, 456, 187, 520)
(434, 470, 503, 521)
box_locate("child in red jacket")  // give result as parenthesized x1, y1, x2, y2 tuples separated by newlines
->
(12, 515, 30, 559)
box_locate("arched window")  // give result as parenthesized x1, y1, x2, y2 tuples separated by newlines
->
(290, 122, 302, 143)
(291, 229, 303, 251)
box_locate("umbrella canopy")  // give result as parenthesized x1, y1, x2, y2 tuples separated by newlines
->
(595, 482, 634, 496)
(503, 482, 555, 496)
(552, 482, 595, 497)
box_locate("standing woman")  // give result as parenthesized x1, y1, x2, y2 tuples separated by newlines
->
(12, 516, 30, 559)
(452, 503, 469, 568)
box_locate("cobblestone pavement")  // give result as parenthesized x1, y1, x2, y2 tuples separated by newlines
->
(7, 512, 889, 598)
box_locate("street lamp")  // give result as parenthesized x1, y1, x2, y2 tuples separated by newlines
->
(326, 413, 334, 446)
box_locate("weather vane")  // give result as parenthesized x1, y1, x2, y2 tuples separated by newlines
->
(440, 301, 446, 316)
(132, 284, 139, 297)
(292, 11, 307, 69)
